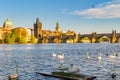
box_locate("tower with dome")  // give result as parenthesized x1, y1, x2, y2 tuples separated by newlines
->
(3, 18, 13, 29)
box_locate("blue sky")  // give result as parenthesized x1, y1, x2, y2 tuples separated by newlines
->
(0, 0, 120, 34)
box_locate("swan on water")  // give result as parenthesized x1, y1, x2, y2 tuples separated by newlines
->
(57, 53, 64, 60)
(57, 63, 69, 72)
(109, 53, 117, 59)
(9, 74, 18, 80)
(9, 62, 19, 80)
(86, 52, 90, 59)
(98, 53, 102, 60)
(57, 63, 80, 73)
(69, 64, 80, 73)
(52, 52, 56, 57)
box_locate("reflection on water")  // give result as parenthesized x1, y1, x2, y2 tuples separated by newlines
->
(0, 43, 120, 80)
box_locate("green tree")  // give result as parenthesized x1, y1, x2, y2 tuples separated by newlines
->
(20, 36, 27, 43)
(13, 28, 28, 44)
(4, 28, 36, 44)
(12, 29, 20, 43)
(4, 33, 16, 44)
(31, 35, 37, 43)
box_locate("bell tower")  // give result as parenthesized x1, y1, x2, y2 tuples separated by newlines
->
(55, 21, 60, 32)
(34, 18, 42, 38)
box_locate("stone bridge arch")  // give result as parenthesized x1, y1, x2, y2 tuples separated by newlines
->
(53, 37, 61, 43)
(62, 35, 75, 43)
(97, 35, 111, 43)
(49, 36, 61, 43)
(79, 34, 92, 43)
(116, 34, 120, 43)
(93, 34, 111, 43)
(80, 36, 91, 43)
(66, 38, 74, 43)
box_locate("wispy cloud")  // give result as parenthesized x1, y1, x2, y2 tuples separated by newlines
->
(62, 9, 68, 14)
(72, 0, 120, 18)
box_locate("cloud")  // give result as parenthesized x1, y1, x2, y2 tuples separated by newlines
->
(62, 9, 68, 14)
(72, 0, 120, 18)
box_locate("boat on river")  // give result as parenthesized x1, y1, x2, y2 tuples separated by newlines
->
(36, 71, 96, 80)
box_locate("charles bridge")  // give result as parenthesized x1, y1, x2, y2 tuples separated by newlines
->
(38, 30, 120, 43)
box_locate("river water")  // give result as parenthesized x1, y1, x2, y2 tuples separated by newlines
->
(0, 43, 120, 80)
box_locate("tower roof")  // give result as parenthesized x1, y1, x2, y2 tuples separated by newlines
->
(36, 18, 42, 24)
(56, 21, 60, 28)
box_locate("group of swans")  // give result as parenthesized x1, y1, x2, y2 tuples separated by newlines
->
(57, 63, 80, 73)
(52, 52, 64, 60)
(86, 52, 118, 60)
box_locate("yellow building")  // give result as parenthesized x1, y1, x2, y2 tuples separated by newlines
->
(0, 28, 3, 40)
(0, 18, 13, 43)
(66, 30, 75, 36)
(42, 30, 51, 38)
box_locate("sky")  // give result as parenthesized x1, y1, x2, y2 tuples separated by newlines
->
(0, 0, 120, 34)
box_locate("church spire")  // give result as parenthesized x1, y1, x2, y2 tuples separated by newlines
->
(56, 21, 59, 28)
(55, 21, 60, 32)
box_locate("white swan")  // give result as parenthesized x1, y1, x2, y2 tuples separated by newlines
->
(57, 63, 69, 72)
(69, 64, 80, 73)
(9, 74, 18, 79)
(86, 52, 90, 59)
(57, 64, 80, 73)
(98, 53, 102, 60)
(109, 53, 117, 59)
(52, 52, 56, 57)
(57, 53, 64, 60)
(9, 63, 19, 80)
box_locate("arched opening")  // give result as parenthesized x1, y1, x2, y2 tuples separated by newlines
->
(98, 36, 110, 43)
(66, 38, 73, 43)
(81, 37, 90, 43)
(42, 38, 48, 43)
(118, 37, 120, 43)
(54, 38, 61, 43)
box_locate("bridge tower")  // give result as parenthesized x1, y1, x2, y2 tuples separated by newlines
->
(34, 18, 42, 42)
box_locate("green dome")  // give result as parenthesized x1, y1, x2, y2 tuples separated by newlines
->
(3, 18, 13, 29)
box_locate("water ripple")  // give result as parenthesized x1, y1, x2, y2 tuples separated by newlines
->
(0, 43, 120, 80)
